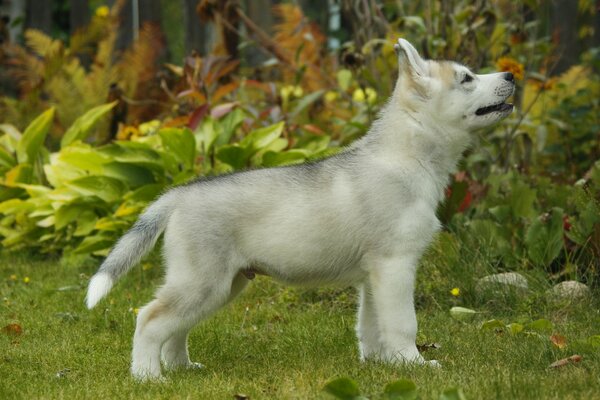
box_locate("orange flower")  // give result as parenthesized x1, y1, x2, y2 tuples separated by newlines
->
(496, 57, 524, 81)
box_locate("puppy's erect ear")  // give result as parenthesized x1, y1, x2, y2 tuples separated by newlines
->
(394, 39, 428, 77)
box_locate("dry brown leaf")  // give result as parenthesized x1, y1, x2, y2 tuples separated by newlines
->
(550, 334, 567, 349)
(2, 323, 23, 336)
(549, 354, 582, 368)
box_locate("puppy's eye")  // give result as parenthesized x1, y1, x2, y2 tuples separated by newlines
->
(461, 74, 474, 84)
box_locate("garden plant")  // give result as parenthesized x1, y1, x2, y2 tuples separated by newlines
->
(1, 1, 599, 398)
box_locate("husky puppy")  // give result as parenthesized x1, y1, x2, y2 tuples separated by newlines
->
(86, 39, 515, 380)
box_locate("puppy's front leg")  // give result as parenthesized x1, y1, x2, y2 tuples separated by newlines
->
(368, 256, 428, 365)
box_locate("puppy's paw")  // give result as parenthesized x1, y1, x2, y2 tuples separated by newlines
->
(425, 359, 441, 368)
(188, 361, 204, 370)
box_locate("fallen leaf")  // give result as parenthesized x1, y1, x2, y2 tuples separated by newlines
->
(551, 334, 567, 349)
(417, 343, 441, 352)
(549, 354, 582, 368)
(2, 323, 22, 336)
(449, 306, 478, 321)
(233, 394, 250, 400)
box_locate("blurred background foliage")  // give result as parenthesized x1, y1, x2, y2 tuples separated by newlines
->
(0, 0, 598, 286)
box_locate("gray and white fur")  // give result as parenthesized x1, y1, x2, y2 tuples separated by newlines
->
(86, 39, 515, 380)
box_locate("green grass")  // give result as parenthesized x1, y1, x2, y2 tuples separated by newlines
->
(1, 253, 600, 399)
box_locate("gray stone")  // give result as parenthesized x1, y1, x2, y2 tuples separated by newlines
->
(549, 281, 591, 302)
(476, 272, 529, 294)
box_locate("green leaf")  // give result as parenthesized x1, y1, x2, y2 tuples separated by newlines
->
(159, 127, 196, 171)
(241, 121, 285, 153)
(0, 146, 16, 169)
(16, 107, 55, 164)
(61, 101, 117, 148)
(525, 319, 554, 333)
(216, 108, 246, 146)
(383, 379, 418, 400)
(524, 208, 564, 267)
(65, 176, 127, 203)
(216, 144, 249, 170)
(101, 162, 156, 187)
(439, 387, 467, 400)
(289, 90, 325, 118)
(74, 210, 97, 236)
(507, 323, 524, 335)
(0, 198, 35, 214)
(55, 204, 86, 230)
(450, 307, 478, 321)
(480, 319, 505, 331)
(124, 184, 164, 202)
(74, 234, 114, 254)
(508, 180, 537, 219)
(100, 142, 164, 173)
(323, 377, 365, 400)
(262, 149, 308, 167)
(58, 143, 111, 173)
(4, 163, 34, 185)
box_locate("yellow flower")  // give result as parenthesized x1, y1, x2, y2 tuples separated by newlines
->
(450, 287, 460, 297)
(23, 277, 30, 284)
(133, 308, 140, 315)
(324, 91, 338, 103)
(116, 125, 140, 141)
(138, 120, 160, 136)
(292, 86, 303, 98)
(95, 6, 110, 18)
(10, 274, 17, 281)
(352, 88, 366, 102)
(365, 87, 377, 105)
(280, 85, 294, 100)
(496, 57, 524, 81)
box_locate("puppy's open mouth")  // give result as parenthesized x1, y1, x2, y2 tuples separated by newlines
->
(475, 102, 513, 116)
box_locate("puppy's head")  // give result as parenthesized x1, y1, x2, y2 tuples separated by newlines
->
(393, 39, 515, 132)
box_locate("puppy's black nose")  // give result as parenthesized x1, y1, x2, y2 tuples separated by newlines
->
(504, 72, 515, 83)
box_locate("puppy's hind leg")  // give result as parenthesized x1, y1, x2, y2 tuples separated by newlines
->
(160, 271, 250, 372)
(132, 260, 240, 380)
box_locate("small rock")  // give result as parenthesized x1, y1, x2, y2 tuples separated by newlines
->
(549, 281, 591, 302)
(476, 272, 529, 294)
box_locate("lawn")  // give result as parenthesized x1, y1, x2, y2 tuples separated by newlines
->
(1, 253, 599, 399)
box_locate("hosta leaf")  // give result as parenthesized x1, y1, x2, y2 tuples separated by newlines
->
(0, 198, 35, 214)
(74, 234, 114, 254)
(4, 163, 34, 186)
(159, 128, 196, 170)
(16, 108, 55, 164)
(0, 146, 16, 169)
(58, 143, 111, 173)
(74, 210, 97, 237)
(101, 162, 156, 187)
(65, 176, 126, 203)
(61, 101, 118, 148)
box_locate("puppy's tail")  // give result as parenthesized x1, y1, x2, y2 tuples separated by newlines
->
(85, 191, 177, 309)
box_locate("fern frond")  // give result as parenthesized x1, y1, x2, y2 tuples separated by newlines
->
(272, 4, 328, 90)
(25, 29, 55, 57)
